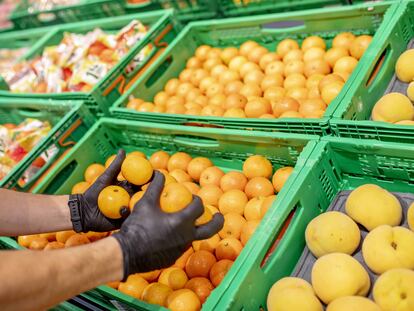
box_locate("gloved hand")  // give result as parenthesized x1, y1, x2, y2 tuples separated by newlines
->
(69, 149, 135, 233)
(113, 171, 224, 279)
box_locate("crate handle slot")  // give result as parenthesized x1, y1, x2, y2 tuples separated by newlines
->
(144, 55, 173, 89)
(15, 107, 47, 119)
(365, 45, 390, 89)
(261, 20, 305, 33)
(173, 135, 220, 148)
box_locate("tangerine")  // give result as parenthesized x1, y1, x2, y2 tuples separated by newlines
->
(182, 182, 201, 195)
(244, 197, 265, 221)
(142, 282, 172, 306)
(209, 259, 234, 287)
(199, 166, 224, 187)
(149, 150, 170, 170)
(185, 250, 217, 278)
(218, 189, 248, 215)
(185, 277, 214, 304)
(215, 238, 243, 261)
(121, 155, 153, 186)
(166, 289, 201, 311)
(168, 152, 192, 172)
(243, 155, 273, 179)
(118, 275, 149, 300)
(241, 220, 260, 246)
(98, 186, 130, 219)
(272, 166, 294, 192)
(220, 171, 247, 192)
(65, 234, 90, 247)
(159, 267, 188, 290)
(84, 163, 105, 183)
(245, 177, 274, 199)
(170, 169, 192, 183)
(198, 185, 223, 207)
(71, 181, 90, 194)
(160, 183, 193, 213)
(192, 234, 221, 253)
(219, 213, 247, 239)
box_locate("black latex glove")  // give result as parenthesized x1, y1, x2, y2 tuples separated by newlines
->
(113, 171, 224, 279)
(69, 149, 134, 233)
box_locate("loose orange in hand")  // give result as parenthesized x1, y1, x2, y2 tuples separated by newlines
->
(160, 183, 192, 213)
(121, 154, 153, 186)
(98, 186, 130, 219)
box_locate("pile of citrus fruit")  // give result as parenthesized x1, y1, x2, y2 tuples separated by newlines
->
(371, 49, 414, 125)
(127, 32, 372, 119)
(266, 184, 414, 311)
(18, 150, 293, 310)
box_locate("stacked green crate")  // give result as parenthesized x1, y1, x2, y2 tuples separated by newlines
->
(330, 0, 414, 143)
(110, 2, 394, 136)
(0, 98, 93, 192)
(203, 136, 414, 310)
(0, 10, 178, 116)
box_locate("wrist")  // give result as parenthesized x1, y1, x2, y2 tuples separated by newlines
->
(68, 194, 83, 233)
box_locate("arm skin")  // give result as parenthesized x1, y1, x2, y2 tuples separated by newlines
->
(0, 189, 72, 236)
(0, 236, 123, 311)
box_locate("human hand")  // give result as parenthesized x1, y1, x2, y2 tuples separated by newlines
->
(113, 171, 224, 279)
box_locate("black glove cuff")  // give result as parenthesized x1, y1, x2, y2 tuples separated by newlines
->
(68, 194, 83, 233)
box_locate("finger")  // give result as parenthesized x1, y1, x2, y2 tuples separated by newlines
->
(174, 195, 204, 221)
(141, 171, 165, 204)
(195, 213, 224, 240)
(91, 149, 126, 192)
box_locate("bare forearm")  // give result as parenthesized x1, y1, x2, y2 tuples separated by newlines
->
(0, 237, 123, 311)
(0, 189, 72, 236)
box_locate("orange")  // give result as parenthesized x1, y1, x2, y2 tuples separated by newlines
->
(260, 114, 275, 119)
(186, 88, 202, 102)
(129, 191, 144, 210)
(261, 74, 284, 91)
(209, 259, 234, 287)
(136, 102, 155, 112)
(272, 97, 300, 117)
(107, 281, 120, 289)
(240, 220, 260, 246)
(239, 40, 259, 57)
(206, 204, 219, 215)
(177, 82, 195, 98)
(201, 105, 225, 117)
(142, 282, 172, 306)
(195, 45, 211, 61)
(306, 74, 325, 89)
(159, 267, 188, 290)
(223, 108, 246, 118)
(185, 277, 214, 304)
(44, 241, 65, 250)
(218, 69, 241, 85)
(179, 69, 194, 83)
(199, 77, 217, 93)
(243, 155, 273, 179)
(245, 177, 274, 199)
(192, 234, 221, 253)
(335, 71, 351, 82)
(244, 70, 265, 85)
(284, 73, 306, 89)
(215, 238, 243, 261)
(264, 86, 286, 102)
(240, 83, 263, 98)
(166, 103, 186, 114)
(228, 55, 248, 72)
(265, 61, 284, 76)
(219, 213, 247, 239)
(284, 60, 304, 76)
(121, 155, 153, 186)
(169, 169, 192, 183)
(39, 233, 56, 242)
(159, 169, 177, 185)
(182, 182, 200, 195)
(56, 231, 76, 244)
(154, 91, 169, 106)
(245, 98, 272, 118)
(239, 62, 261, 77)
(174, 247, 194, 269)
(165, 78, 180, 95)
(187, 157, 213, 181)
(85, 231, 107, 242)
(138, 270, 161, 282)
(65, 234, 90, 247)
(276, 39, 300, 57)
(283, 49, 303, 63)
(98, 186, 130, 219)
(29, 237, 49, 250)
(118, 275, 149, 300)
(221, 47, 239, 64)
(303, 59, 330, 77)
(127, 98, 144, 109)
(186, 107, 203, 116)
(350, 35, 372, 59)
(225, 94, 247, 110)
(318, 74, 345, 91)
(198, 185, 223, 207)
(191, 69, 209, 87)
(207, 48, 222, 59)
(210, 64, 228, 78)
(205, 83, 224, 98)
(259, 53, 281, 71)
(105, 155, 117, 168)
(279, 111, 304, 118)
(308, 87, 321, 99)
(247, 46, 268, 64)
(153, 105, 166, 113)
(303, 47, 325, 62)
(195, 205, 213, 226)
(149, 150, 170, 170)
(203, 58, 223, 72)
(299, 98, 327, 116)
(167, 95, 185, 107)
(185, 250, 217, 278)
(168, 152, 192, 172)
(244, 197, 265, 221)
(333, 32, 356, 50)
(187, 56, 203, 69)
(333, 56, 358, 73)
(321, 81, 344, 105)
(224, 80, 244, 95)
(286, 87, 308, 102)
(220, 171, 247, 192)
(272, 166, 294, 192)
(71, 181, 90, 194)
(84, 163, 105, 183)
(160, 183, 193, 213)
(324, 47, 349, 67)
(166, 289, 201, 311)
(301, 36, 326, 51)
(218, 189, 248, 215)
(199, 166, 224, 187)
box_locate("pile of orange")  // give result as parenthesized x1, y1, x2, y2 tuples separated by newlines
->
(127, 33, 372, 120)
(18, 150, 294, 311)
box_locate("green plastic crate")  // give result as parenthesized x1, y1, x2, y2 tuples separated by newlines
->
(330, 0, 414, 143)
(110, 2, 394, 136)
(0, 10, 178, 116)
(10, 0, 126, 30)
(26, 118, 317, 310)
(204, 136, 414, 310)
(126, 0, 218, 22)
(0, 98, 94, 192)
(219, 0, 350, 17)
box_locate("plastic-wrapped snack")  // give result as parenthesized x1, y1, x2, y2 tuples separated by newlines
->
(0, 47, 29, 77)
(68, 58, 109, 91)
(26, 0, 80, 13)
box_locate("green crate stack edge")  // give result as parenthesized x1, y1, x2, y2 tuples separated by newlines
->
(0, 98, 94, 192)
(10, 0, 126, 30)
(0, 10, 179, 116)
(203, 136, 414, 310)
(110, 2, 394, 136)
(330, 0, 414, 143)
(218, 0, 352, 18)
(0, 118, 318, 310)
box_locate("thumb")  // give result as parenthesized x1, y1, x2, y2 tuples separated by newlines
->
(141, 171, 165, 205)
